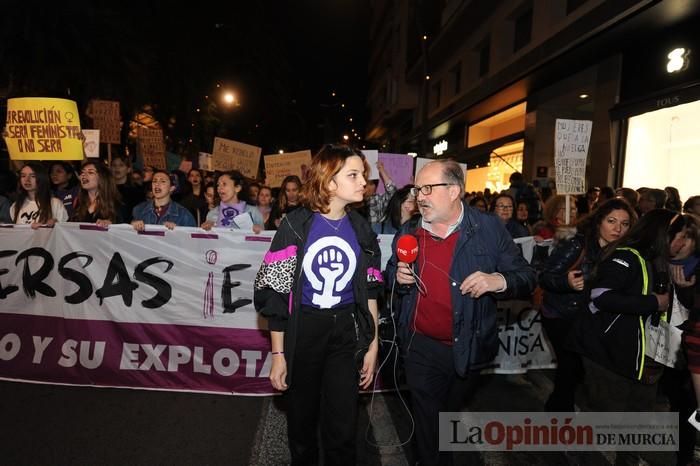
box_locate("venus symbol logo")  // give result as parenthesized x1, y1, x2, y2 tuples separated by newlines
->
(302, 236, 356, 308)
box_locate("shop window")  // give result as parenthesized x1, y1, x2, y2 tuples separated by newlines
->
(467, 102, 526, 148)
(623, 100, 700, 202)
(513, 8, 533, 52)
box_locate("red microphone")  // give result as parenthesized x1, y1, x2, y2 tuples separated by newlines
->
(396, 234, 419, 264)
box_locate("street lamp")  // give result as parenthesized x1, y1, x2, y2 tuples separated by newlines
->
(223, 92, 236, 105)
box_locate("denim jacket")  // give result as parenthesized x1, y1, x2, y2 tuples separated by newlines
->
(132, 200, 196, 227)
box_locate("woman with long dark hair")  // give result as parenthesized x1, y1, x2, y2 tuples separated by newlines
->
(540, 198, 637, 411)
(11, 162, 68, 227)
(71, 161, 123, 226)
(270, 175, 302, 228)
(570, 209, 689, 464)
(254, 144, 380, 465)
(380, 184, 416, 235)
(49, 161, 80, 217)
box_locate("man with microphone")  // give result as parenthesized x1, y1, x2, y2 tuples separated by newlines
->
(386, 159, 536, 465)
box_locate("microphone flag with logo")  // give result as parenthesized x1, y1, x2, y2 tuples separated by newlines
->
(396, 234, 418, 263)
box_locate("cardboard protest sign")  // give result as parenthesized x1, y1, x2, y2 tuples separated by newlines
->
(87, 99, 121, 144)
(4, 98, 83, 160)
(263, 150, 313, 187)
(212, 137, 262, 178)
(137, 127, 166, 169)
(198, 152, 212, 171)
(362, 150, 379, 180)
(377, 153, 414, 193)
(554, 119, 592, 194)
(82, 129, 100, 158)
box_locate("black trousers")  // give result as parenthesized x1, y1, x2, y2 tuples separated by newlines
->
(403, 332, 480, 466)
(541, 315, 583, 412)
(286, 305, 360, 466)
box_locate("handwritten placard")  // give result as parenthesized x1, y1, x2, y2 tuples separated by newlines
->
(137, 127, 166, 169)
(87, 100, 121, 144)
(4, 98, 83, 160)
(264, 150, 313, 187)
(554, 119, 592, 195)
(198, 152, 212, 171)
(212, 137, 262, 178)
(82, 129, 100, 158)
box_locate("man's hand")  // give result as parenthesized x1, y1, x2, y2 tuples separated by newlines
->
(459, 271, 506, 298)
(396, 262, 415, 285)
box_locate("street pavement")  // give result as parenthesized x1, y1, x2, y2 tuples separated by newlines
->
(0, 370, 685, 465)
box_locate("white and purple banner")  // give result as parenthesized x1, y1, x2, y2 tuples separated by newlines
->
(0, 225, 550, 395)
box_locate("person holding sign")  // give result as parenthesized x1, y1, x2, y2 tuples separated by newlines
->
(254, 145, 381, 466)
(201, 170, 263, 233)
(10, 162, 68, 227)
(70, 162, 124, 227)
(131, 170, 196, 231)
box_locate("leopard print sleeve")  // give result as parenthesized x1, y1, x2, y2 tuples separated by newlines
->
(254, 245, 297, 294)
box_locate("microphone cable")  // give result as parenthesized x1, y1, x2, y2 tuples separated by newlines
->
(364, 272, 415, 450)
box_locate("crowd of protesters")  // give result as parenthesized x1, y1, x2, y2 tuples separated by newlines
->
(1, 150, 700, 466)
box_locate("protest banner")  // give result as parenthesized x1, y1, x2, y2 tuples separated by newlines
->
(82, 129, 100, 158)
(263, 150, 312, 187)
(554, 119, 592, 195)
(87, 99, 121, 144)
(4, 98, 83, 160)
(137, 127, 166, 169)
(0, 227, 548, 395)
(212, 137, 262, 178)
(377, 153, 414, 194)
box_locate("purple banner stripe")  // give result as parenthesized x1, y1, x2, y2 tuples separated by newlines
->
(79, 224, 108, 231)
(245, 235, 272, 243)
(0, 314, 275, 395)
(191, 233, 219, 239)
(138, 230, 166, 236)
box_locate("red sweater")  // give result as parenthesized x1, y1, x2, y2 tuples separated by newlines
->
(412, 228, 459, 345)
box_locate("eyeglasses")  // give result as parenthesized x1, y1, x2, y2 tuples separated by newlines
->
(495, 204, 513, 210)
(410, 183, 454, 197)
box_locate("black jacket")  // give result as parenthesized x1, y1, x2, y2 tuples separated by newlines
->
(253, 207, 382, 386)
(540, 231, 603, 319)
(569, 247, 660, 380)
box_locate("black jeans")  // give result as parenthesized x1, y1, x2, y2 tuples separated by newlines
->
(287, 305, 360, 466)
(541, 315, 583, 412)
(403, 332, 480, 466)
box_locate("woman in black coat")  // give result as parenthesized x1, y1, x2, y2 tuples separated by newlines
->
(540, 198, 637, 411)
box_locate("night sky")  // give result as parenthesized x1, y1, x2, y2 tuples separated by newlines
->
(0, 0, 370, 157)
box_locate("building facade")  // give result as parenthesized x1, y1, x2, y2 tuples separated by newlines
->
(367, 0, 700, 197)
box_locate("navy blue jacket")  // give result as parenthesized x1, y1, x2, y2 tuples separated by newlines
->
(385, 203, 536, 376)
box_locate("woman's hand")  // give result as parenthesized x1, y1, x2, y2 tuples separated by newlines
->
(671, 264, 696, 288)
(96, 219, 112, 228)
(30, 222, 41, 230)
(359, 340, 378, 389)
(252, 224, 262, 234)
(567, 270, 584, 291)
(131, 220, 145, 231)
(201, 221, 214, 231)
(269, 354, 288, 391)
(164, 221, 176, 230)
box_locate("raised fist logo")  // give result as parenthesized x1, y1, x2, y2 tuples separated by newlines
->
(303, 236, 355, 308)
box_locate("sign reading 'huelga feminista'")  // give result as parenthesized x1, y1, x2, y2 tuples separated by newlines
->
(4, 97, 84, 160)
